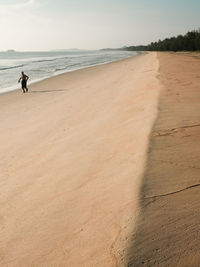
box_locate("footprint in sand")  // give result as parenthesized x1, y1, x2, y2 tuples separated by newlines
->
(182, 82, 192, 86)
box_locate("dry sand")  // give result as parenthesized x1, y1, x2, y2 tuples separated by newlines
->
(0, 53, 161, 266)
(127, 52, 200, 266)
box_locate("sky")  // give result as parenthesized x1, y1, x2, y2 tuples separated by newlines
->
(0, 0, 199, 51)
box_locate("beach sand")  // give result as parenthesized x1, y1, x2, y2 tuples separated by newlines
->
(0, 53, 161, 266)
(127, 52, 200, 266)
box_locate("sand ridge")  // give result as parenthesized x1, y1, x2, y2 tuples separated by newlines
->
(127, 52, 200, 266)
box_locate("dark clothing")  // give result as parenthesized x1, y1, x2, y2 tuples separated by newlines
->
(19, 73, 29, 92)
(22, 80, 27, 89)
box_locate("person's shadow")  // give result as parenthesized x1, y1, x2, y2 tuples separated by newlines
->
(30, 89, 65, 93)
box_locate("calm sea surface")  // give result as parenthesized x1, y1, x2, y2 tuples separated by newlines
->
(0, 50, 138, 93)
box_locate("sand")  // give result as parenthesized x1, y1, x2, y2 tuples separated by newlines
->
(127, 52, 200, 266)
(0, 53, 161, 266)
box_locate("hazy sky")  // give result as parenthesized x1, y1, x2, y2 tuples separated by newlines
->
(0, 0, 199, 51)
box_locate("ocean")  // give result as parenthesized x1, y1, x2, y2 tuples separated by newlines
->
(0, 50, 138, 94)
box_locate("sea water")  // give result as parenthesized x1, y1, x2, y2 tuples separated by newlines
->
(0, 50, 138, 94)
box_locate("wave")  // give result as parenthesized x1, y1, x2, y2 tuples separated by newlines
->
(33, 55, 90, 64)
(32, 55, 76, 63)
(55, 66, 68, 71)
(54, 62, 81, 71)
(0, 64, 24, 71)
(33, 58, 58, 63)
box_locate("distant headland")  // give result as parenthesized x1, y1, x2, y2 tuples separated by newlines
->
(6, 49, 16, 52)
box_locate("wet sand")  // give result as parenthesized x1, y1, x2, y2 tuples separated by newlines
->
(0, 53, 161, 266)
(127, 52, 200, 266)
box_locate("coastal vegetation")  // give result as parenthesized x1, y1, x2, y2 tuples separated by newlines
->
(123, 29, 200, 52)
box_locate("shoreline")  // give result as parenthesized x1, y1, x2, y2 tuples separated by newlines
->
(0, 52, 160, 266)
(0, 52, 141, 95)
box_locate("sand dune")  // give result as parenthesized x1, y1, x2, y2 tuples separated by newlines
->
(0, 53, 161, 266)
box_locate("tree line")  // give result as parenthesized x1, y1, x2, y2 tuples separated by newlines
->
(122, 29, 200, 52)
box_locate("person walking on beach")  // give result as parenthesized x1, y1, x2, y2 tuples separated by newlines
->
(18, 71, 29, 93)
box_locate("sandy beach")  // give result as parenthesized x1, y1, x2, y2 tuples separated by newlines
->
(0, 53, 161, 266)
(1, 51, 199, 266)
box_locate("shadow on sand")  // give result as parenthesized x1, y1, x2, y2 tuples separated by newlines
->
(126, 53, 200, 266)
(30, 89, 65, 93)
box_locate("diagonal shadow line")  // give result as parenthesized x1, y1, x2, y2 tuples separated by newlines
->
(125, 117, 200, 267)
(125, 52, 200, 267)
